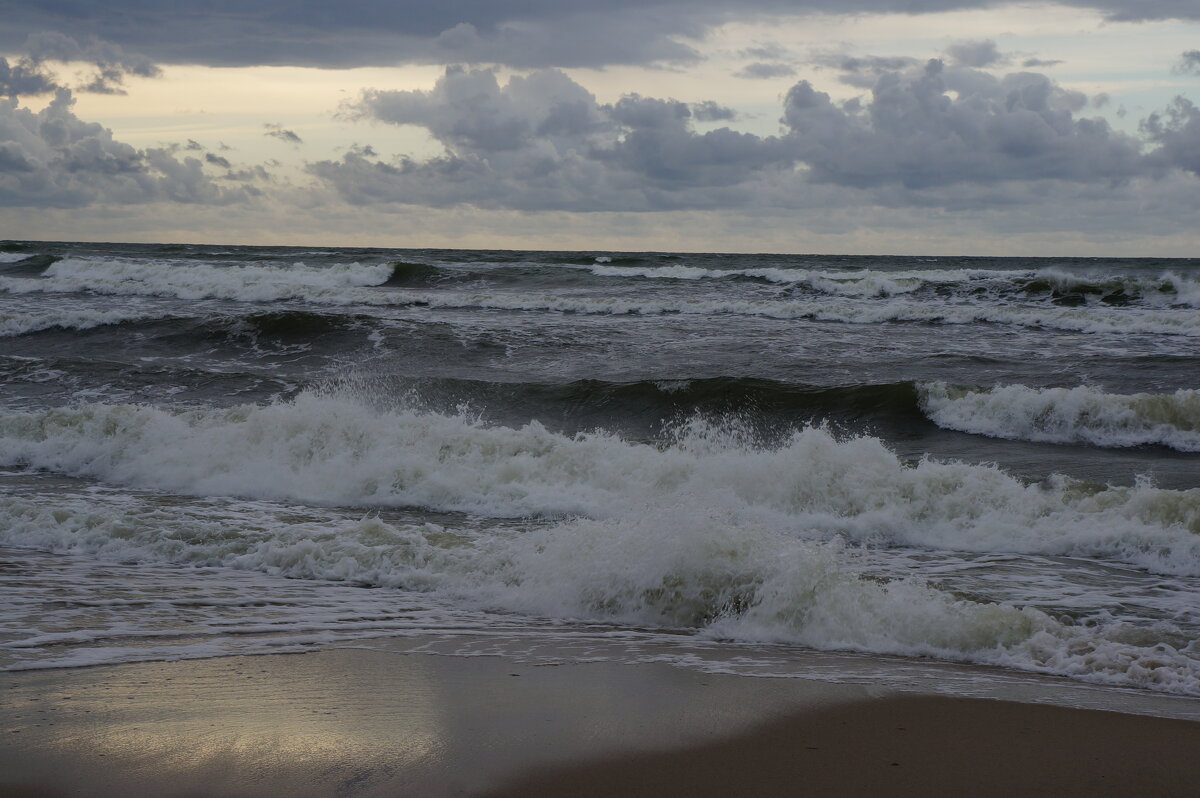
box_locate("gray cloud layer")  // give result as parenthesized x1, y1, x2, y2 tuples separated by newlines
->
(1, 32, 160, 98)
(0, 0, 1196, 69)
(0, 89, 251, 207)
(311, 59, 1180, 212)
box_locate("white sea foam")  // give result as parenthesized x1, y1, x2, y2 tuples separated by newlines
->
(399, 292, 1200, 336)
(0, 257, 395, 303)
(1031, 268, 1200, 308)
(588, 264, 1005, 296)
(0, 306, 167, 337)
(921, 383, 1200, 451)
(1, 389, 1198, 576)
(1, 489, 1196, 694)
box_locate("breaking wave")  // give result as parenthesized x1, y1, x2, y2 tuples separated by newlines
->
(920, 383, 1200, 452)
(0, 306, 171, 337)
(1, 470, 1196, 694)
(0, 257, 395, 303)
(2, 387, 1198, 576)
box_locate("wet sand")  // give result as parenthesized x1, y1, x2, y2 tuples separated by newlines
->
(2, 649, 1198, 797)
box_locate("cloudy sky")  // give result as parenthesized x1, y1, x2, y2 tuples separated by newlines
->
(2, 0, 1199, 254)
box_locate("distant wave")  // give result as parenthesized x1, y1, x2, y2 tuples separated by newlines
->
(4, 257, 1199, 337)
(2, 387, 1198, 693)
(920, 382, 1200, 451)
(0, 257, 395, 303)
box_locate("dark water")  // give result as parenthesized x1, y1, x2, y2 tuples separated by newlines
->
(1, 241, 1198, 701)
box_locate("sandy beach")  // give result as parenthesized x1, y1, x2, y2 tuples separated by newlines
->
(2, 649, 1198, 797)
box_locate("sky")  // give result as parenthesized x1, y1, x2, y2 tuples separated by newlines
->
(1, 0, 1199, 255)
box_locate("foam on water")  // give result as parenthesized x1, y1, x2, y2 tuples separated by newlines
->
(0, 306, 168, 337)
(0, 257, 395, 303)
(921, 382, 1200, 451)
(1, 487, 1196, 694)
(588, 264, 1005, 296)
(1029, 268, 1200, 308)
(1, 387, 1198, 576)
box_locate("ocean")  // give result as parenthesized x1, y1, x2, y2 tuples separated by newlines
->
(2, 241, 1198, 713)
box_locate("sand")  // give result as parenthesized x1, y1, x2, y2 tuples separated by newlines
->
(2, 649, 1198, 797)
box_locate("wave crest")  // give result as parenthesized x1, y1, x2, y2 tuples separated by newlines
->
(2, 388, 1198, 575)
(920, 382, 1200, 451)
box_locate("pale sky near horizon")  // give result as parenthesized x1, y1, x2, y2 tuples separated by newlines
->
(2, 1, 1199, 255)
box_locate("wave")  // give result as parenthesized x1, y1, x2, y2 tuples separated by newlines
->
(588, 263, 1200, 307)
(0, 254, 61, 276)
(388, 292, 1200, 336)
(1021, 268, 1200, 309)
(385, 376, 925, 433)
(2, 474, 1197, 693)
(2, 386, 1198, 576)
(920, 383, 1200, 451)
(4, 257, 1199, 336)
(0, 257, 395, 303)
(0, 306, 170, 338)
(383, 261, 445, 286)
(588, 263, 1003, 295)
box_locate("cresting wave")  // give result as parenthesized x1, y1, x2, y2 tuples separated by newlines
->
(0, 256, 395, 303)
(0, 306, 169, 337)
(2, 388, 1199, 576)
(921, 383, 1200, 451)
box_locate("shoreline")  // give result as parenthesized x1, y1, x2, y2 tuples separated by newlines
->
(3, 649, 1199, 797)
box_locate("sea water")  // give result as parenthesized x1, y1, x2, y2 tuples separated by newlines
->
(1, 242, 1198, 715)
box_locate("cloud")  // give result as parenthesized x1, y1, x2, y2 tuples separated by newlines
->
(0, 89, 250, 207)
(945, 39, 1008, 68)
(1141, 96, 1200, 175)
(0, 1, 1195, 70)
(1176, 50, 1200, 75)
(691, 101, 737, 122)
(311, 60, 1171, 214)
(1022, 58, 1064, 68)
(264, 124, 303, 145)
(314, 67, 791, 211)
(0, 57, 57, 98)
(205, 152, 233, 169)
(782, 60, 1134, 189)
(21, 31, 160, 95)
(735, 62, 797, 80)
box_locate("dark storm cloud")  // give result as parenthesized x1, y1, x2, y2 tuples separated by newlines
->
(311, 60, 1169, 212)
(0, 0, 1195, 70)
(17, 31, 161, 95)
(205, 152, 232, 169)
(0, 56, 56, 97)
(0, 89, 250, 207)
